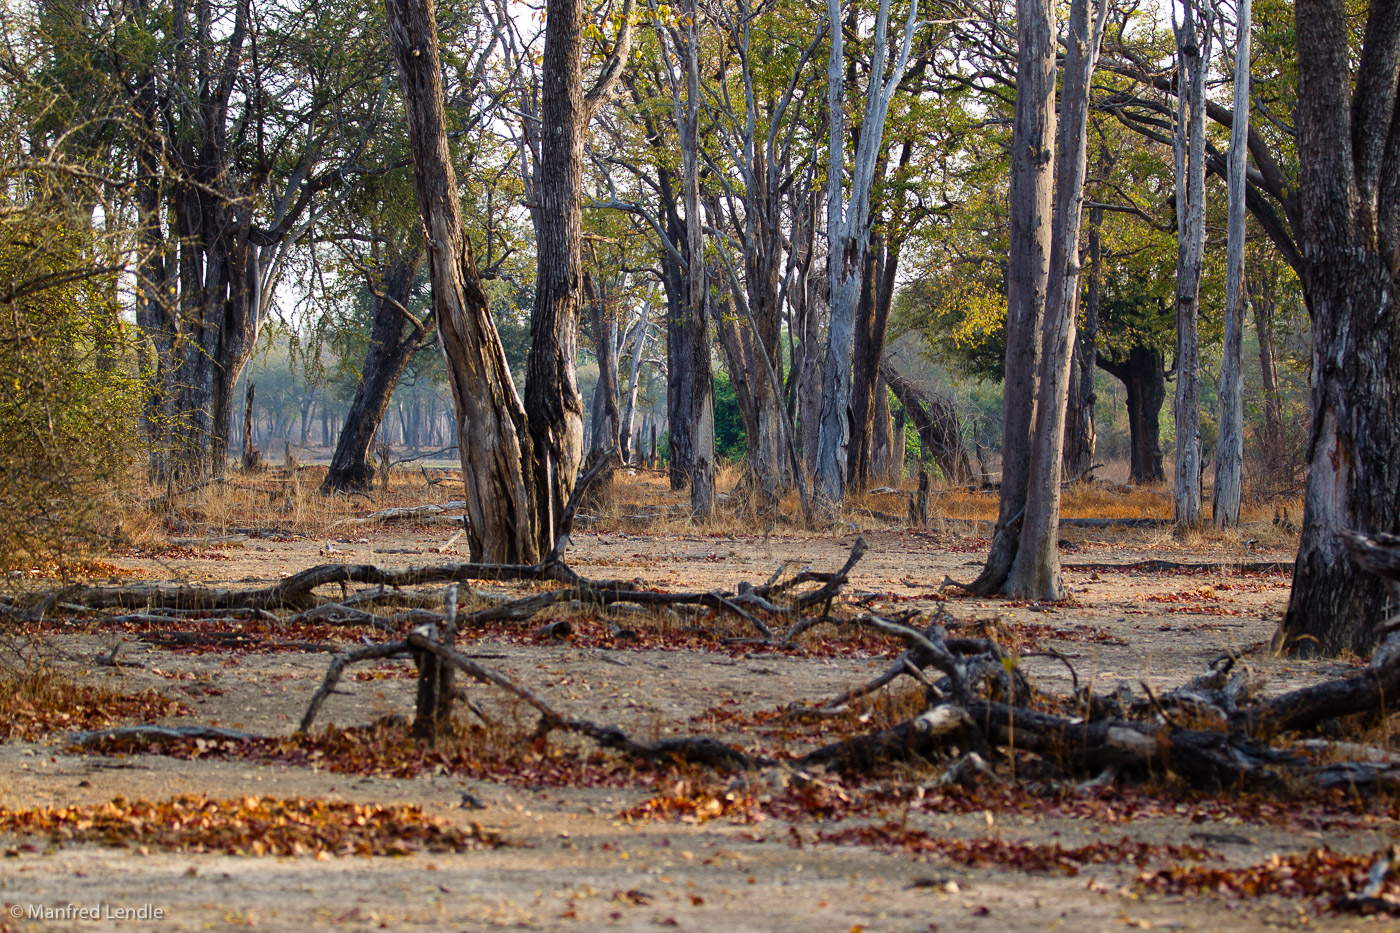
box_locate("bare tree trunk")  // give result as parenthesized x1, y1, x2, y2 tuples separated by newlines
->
(679, 0, 713, 517)
(321, 252, 427, 492)
(387, 0, 541, 563)
(618, 302, 649, 462)
(1005, 0, 1106, 600)
(1100, 347, 1167, 484)
(848, 231, 902, 493)
(1213, 0, 1251, 528)
(964, 0, 1056, 594)
(815, 0, 918, 506)
(798, 260, 826, 477)
(1063, 204, 1101, 476)
(1171, 0, 1212, 530)
(585, 272, 622, 458)
(869, 373, 893, 483)
(1251, 269, 1284, 475)
(1275, 0, 1400, 657)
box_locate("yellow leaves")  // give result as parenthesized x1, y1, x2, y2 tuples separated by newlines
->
(0, 795, 509, 858)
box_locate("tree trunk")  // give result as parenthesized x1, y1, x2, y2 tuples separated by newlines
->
(387, 0, 541, 563)
(965, 0, 1056, 594)
(869, 374, 894, 483)
(1063, 205, 1101, 477)
(524, 0, 592, 550)
(322, 252, 427, 492)
(1005, 0, 1106, 600)
(1251, 269, 1284, 482)
(1099, 347, 1167, 484)
(815, 0, 918, 506)
(585, 272, 622, 458)
(881, 360, 974, 485)
(1275, 0, 1400, 657)
(1212, 0, 1251, 528)
(618, 302, 649, 462)
(1171, 0, 1212, 530)
(849, 232, 902, 493)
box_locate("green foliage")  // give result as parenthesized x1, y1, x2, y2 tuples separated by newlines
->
(0, 203, 139, 570)
(713, 370, 747, 462)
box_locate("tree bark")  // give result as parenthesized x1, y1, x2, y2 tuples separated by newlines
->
(965, 0, 1056, 593)
(1276, 0, 1400, 657)
(526, 0, 591, 548)
(387, 0, 542, 563)
(1099, 347, 1167, 484)
(1212, 0, 1251, 528)
(1063, 204, 1101, 477)
(618, 302, 649, 462)
(322, 251, 427, 492)
(1171, 0, 1212, 530)
(1005, 0, 1106, 600)
(815, 0, 918, 506)
(585, 271, 622, 458)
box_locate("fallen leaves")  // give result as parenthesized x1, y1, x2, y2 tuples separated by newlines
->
(816, 823, 1211, 875)
(78, 719, 659, 788)
(0, 795, 507, 857)
(1140, 846, 1400, 914)
(0, 675, 189, 742)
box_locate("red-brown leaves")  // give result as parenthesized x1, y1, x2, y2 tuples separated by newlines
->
(0, 677, 189, 742)
(78, 720, 656, 788)
(0, 795, 506, 857)
(1141, 847, 1399, 910)
(816, 823, 1211, 875)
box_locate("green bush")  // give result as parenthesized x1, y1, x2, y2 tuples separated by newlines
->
(0, 206, 140, 570)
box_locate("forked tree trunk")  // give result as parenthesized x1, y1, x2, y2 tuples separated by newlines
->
(815, 0, 918, 506)
(964, 0, 1056, 594)
(1171, 0, 1211, 530)
(1212, 0, 1251, 528)
(1275, 0, 1400, 657)
(618, 302, 649, 462)
(1004, 0, 1106, 600)
(322, 251, 427, 493)
(387, 0, 541, 563)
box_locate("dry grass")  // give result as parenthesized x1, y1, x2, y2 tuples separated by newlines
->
(116, 460, 1305, 554)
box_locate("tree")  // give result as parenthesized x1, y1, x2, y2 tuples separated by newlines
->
(386, 0, 542, 562)
(320, 247, 429, 492)
(1212, 0, 1251, 527)
(962, 0, 1055, 594)
(524, 0, 635, 540)
(814, 0, 919, 505)
(1274, 0, 1400, 657)
(1004, 0, 1108, 599)
(1170, 0, 1212, 530)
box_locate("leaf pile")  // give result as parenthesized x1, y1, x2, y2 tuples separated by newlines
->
(0, 794, 506, 856)
(0, 676, 189, 742)
(816, 823, 1211, 875)
(1141, 847, 1397, 906)
(79, 720, 659, 788)
(620, 779, 765, 825)
(621, 773, 1397, 834)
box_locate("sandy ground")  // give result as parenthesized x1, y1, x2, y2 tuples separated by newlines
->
(0, 514, 1390, 933)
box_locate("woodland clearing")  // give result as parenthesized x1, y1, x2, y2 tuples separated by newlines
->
(0, 470, 1392, 933)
